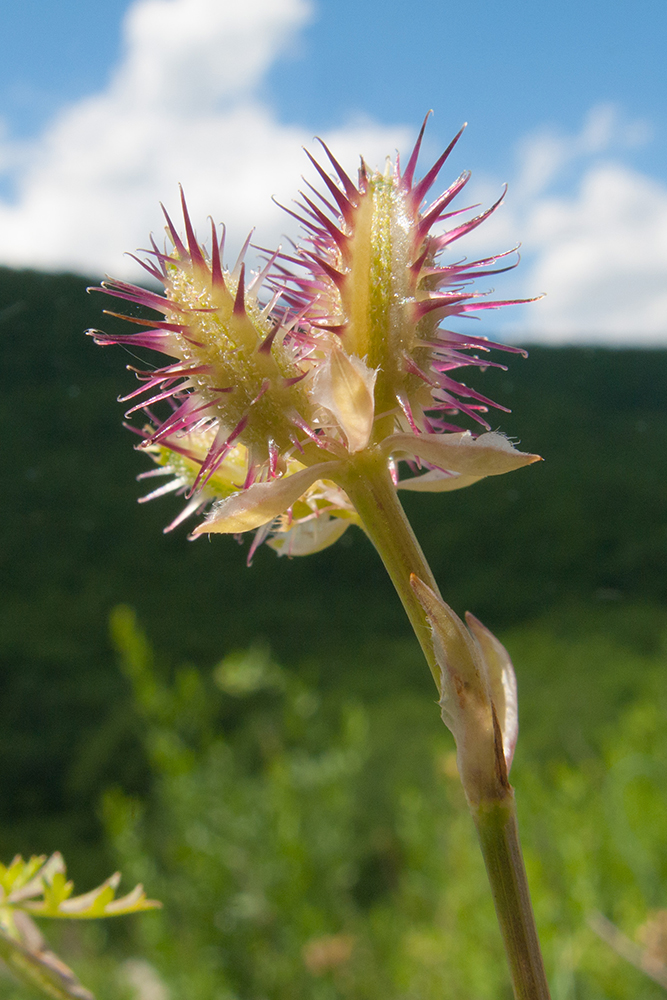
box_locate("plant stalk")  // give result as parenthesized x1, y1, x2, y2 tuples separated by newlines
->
(475, 794, 551, 1000)
(342, 451, 551, 1000)
(339, 450, 441, 688)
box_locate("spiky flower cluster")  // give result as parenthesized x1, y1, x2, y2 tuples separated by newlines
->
(91, 117, 539, 556)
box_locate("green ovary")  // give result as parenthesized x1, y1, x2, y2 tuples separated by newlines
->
(166, 268, 308, 459)
(342, 175, 422, 432)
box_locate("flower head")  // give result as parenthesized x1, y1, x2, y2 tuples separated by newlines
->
(90, 117, 540, 554)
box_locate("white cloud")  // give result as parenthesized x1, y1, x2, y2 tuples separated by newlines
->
(519, 163, 667, 342)
(515, 104, 653, 198)
(0, 0, 409, 279)
(1, 19, 665, 347)
(462, 107, 667, 343)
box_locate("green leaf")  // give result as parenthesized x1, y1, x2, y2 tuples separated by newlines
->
(1, 853, 160, 919)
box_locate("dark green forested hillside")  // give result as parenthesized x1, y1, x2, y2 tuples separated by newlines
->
(1, 264, 666, 874)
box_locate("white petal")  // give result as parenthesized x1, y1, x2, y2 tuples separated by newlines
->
(311, 349, 377, 453)
(383, 430, 541, 477)
(267, 516, 352, 557)
(397, 470, 484, 492)
(465, 613, 519, 772)
(191, 462, 343, 535)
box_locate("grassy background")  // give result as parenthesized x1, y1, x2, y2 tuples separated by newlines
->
(1, 265, 667, 998)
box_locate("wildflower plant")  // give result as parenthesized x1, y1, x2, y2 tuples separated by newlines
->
(0, 852, 158, 1000)
(90, 116, 550, 999)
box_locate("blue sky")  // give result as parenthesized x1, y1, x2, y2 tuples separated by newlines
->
(1, 0, 666, 342)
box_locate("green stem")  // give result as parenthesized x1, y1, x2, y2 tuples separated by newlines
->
(474, 795, 551, 1000)
(341, 450, 551, 1000)
(338, 449, 441, 688)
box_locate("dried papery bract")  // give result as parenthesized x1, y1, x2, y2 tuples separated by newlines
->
(410, 575, 518, 806)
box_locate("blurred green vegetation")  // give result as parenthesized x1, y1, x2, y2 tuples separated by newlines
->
(1, 265, 667, 997)
(37, 606, 666, 1000)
